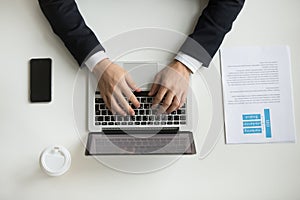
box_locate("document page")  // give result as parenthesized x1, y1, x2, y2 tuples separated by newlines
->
(220, 46, 296, 144)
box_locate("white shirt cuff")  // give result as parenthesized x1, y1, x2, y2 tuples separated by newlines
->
(175, 51, 203, 73)
(85, 51, 109, 72)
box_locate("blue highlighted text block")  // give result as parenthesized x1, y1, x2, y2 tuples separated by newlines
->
(243, 128, 262, 134)
(242, 114, 261, 120)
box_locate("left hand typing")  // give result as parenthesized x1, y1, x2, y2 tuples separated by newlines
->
(148, 60, 192, 114)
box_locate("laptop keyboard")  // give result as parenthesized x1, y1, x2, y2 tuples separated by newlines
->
(94, 91, 187, 126)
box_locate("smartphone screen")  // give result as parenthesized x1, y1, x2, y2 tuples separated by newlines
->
(30, 58, 52, 102)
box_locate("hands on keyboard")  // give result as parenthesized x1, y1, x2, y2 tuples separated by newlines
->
(95, 91, 187, 126)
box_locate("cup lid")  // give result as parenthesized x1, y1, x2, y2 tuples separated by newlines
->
(40, 145, 71, 176)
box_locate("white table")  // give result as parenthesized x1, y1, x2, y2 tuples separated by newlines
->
(0, 0, 299, 199)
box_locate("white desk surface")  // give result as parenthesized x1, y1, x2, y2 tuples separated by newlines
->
(1, 0, 299, 199)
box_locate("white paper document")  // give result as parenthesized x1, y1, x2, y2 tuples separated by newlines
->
(220, 46, 296, 144)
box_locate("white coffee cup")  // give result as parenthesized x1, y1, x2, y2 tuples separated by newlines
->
(40, 145, 71, 176)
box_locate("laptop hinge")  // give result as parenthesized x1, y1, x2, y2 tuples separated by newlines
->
(102, 127, 179, 134)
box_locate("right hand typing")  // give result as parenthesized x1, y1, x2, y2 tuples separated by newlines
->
(92, 59, 141, 116)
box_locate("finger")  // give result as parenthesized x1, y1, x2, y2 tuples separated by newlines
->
(148, 83, 159, 96)
(157, 91, 174, 114)
(119, 79, 140, 108)
(114, 91, 134, 116)
(179, 92, 187, 109)
(148, 74, 160, 96)
(166, 95, 181, 114)
(122, 87, 140, 109)
(152, 86, 168, 107)
(110, 95, 127, 116)
(102, 95, 112, 111)
(125, 74, 141, 92)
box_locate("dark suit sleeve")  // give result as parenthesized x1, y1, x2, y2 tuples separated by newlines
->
(38, 0, 104, 66)
(180, 0, 245, 67)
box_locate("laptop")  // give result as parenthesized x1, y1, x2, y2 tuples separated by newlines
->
(85, 62, 196, 155)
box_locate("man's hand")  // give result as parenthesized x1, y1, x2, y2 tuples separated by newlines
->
(149, 60, 191, 114)
(93, 59, 141, 116)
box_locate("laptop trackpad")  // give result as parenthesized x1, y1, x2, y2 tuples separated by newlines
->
(122, 62, 159, 91)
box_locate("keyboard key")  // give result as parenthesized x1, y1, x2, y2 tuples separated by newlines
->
(139, 110, 145, 115)
(102, 122, 107, 125)
(180, 115, 186, 120)
(95, 110, 100, 115)
(174, 116, 179, 120)
(96, 116, 104, 121)
(149, 116, 155, 121)
(105, 116, 110, 121)
(101, 110, 107, 115)
(108, 122, 114, 125)
(141, 98, 147, 103)
(161, 115, 168, 121)
(95, 104, 99, 111)
(116, 116, 123, 121)
(136, 116, 141, 121)
(100, 104, 106, 109)
(95, 98, 101, 103)
(134, 122, 140, 125)
(152, 108, 159, 115)
(124, 116, 130, 121)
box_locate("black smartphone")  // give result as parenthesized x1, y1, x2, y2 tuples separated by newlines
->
(30, 58, 52, 102)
